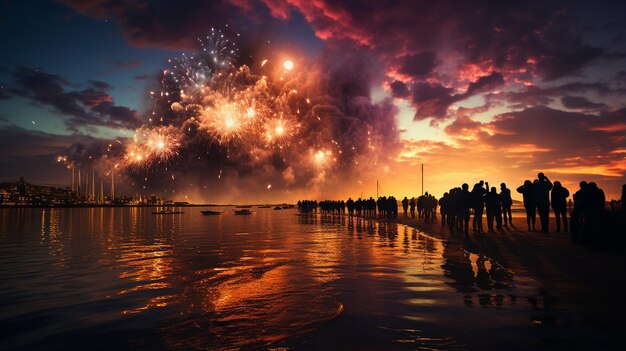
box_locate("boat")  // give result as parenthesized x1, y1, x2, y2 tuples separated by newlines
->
(152, 210, 184, 215)
(201, 210, 222, 215)
(234, 209, 252, 215)
(273, 206, 282, 210)
(235, 205, 253, 208)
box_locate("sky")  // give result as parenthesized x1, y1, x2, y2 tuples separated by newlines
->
(0, 0, 625, 203)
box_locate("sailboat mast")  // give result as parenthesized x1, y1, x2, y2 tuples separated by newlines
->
(421, 163, 424, 196)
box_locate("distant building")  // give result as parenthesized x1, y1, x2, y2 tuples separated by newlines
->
(18, 176, 27, 196)
(0, 176, 174, 207)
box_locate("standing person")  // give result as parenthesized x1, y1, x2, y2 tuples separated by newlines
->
(346, 198, 355, 216)
(516, 180, 536, 231)
(458, 184, 472, 236)
(534, 172, 553, 234)
(401, 197, 409, 218)
(409, 197, 416, 218)
(485, 187, 502, 232)
(551, 181, 570, 232)
(471, 181, 488, 233)
(500, 183, 513, 228)
(570, 181, 588, 242)
(439, 193, 448, 226)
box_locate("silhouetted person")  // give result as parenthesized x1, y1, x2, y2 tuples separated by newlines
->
(471, 181, 488, 233)
(587, 182, 605, 211)
(551, 181, 569, 232)
(570, 181, 588, 242)
(534, 172, 553, 234)
(401, 196, 409, 218)
(347, 198, 355, 216)
(485, 187, 502, 232)
(458, 184, 471, 236)
(500, 183, 512, 228)
(439, 193, 448, 226)
(517, 180, 536, 231)
(409, 197, 416, 218)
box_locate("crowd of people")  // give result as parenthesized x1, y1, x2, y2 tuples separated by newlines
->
(299, 194, 444, 220)
(297, 173, 624, 248)
(299, 197, 400, 218)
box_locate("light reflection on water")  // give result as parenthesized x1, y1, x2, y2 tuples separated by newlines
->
(0, 208, 612, 350)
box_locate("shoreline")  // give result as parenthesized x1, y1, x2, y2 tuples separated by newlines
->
(372, 214, 626, 329)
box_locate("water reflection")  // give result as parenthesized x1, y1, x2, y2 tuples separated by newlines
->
(0, 209, 612, 350)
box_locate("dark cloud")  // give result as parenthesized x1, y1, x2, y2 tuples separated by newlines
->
(10, 67, 142, 131)
(409, 72, 504, 120)
(561, 96, 608, 110)
(60, 0, 270, 50)
(264, 1, 612, 81)
(389, 80, 409, 98)
(410, 82, 456, 120)
(494, 82, 625, 109)
(397, 51, 437, 78)
(465, 72, 504, 96)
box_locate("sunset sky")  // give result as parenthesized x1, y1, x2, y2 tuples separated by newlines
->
(1, 0, 625, 202)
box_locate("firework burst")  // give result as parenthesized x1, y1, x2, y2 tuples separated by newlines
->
(123, 126, 181, 168)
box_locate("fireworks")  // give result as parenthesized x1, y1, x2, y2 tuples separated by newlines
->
(149, 31, 315, 156)
(123, 126, 181, 168)
(56, 27, 398, 196)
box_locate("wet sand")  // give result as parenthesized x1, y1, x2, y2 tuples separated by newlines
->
(380, 214, 626, 330)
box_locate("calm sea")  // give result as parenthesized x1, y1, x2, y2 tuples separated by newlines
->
(0, 207, 612, 350)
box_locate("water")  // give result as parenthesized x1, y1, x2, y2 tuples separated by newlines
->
(0, 208, 613, 350)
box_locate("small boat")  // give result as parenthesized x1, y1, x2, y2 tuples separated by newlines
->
(281, 205, 291, 209)
(201, 210, 222, 215)
(235, 205, 253, 208)
(274, 206, 282, 210)
(234, 209, 252, 215)
(153, 210, 184, 215)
